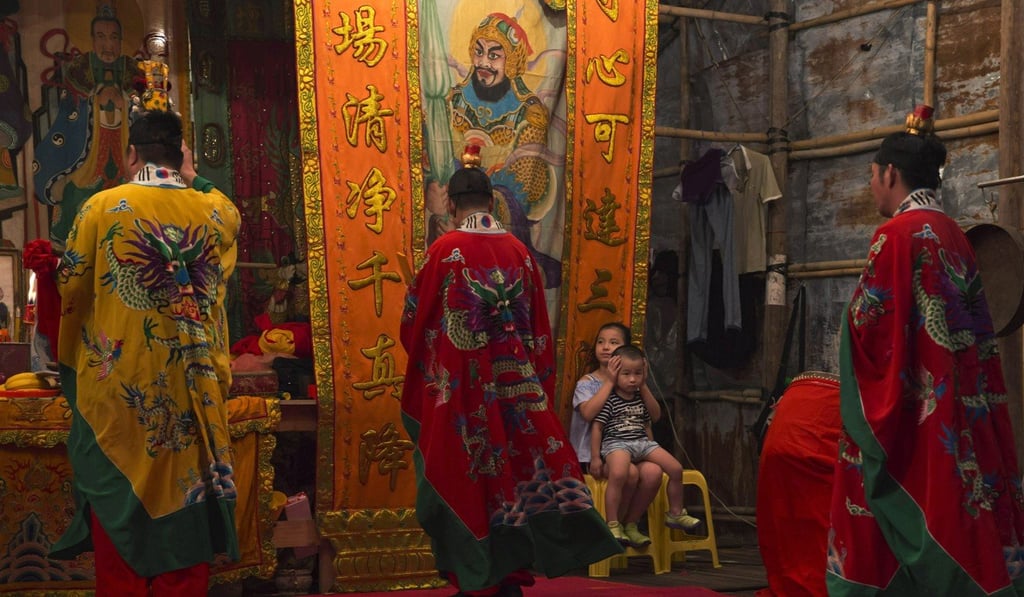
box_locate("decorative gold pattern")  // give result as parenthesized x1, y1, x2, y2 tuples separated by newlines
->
(0, 395, 281, 589)
(214, 396, 280, 584)
(319, 508, 445, 593)
(407, 2, 426, 265)
(202, 123, 226, 167)
(557, 0, 582, 418)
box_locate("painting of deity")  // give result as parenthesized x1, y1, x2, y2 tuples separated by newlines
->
(420, 0, 567, 300)
(32, 0, 144, 249)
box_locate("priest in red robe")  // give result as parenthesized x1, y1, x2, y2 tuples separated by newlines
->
(400, 148, 621, 597)
(828, 106, 1024, 595)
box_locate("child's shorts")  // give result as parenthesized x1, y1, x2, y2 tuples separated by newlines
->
(600, 438, 661, 463)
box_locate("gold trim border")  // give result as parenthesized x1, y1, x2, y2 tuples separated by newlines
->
(290, 0, 336, 518)
(407, 0, 426, 263)
(557, 0, 581, 422)
(214, 398, 281, 584)
(631, 0, 659, 345)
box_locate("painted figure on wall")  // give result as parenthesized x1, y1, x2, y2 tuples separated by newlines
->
(0, 286, 10, 342)
(422, 0, 566, 293)
(33, 0, 141, 250)
(0, 3, 32, 200)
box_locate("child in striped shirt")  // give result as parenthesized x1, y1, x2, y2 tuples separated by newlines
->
(589, 344, 702, 542)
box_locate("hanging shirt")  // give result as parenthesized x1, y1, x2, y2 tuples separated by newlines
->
(828, 189, 1024, 595)
(728, 145, 781, 275)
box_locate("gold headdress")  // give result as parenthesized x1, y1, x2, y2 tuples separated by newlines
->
(904, 104, 935, 136)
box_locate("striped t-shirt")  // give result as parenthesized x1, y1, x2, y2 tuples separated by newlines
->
(593, 392, 651, 443)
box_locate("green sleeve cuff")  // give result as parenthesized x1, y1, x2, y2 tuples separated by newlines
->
(192, 175, 217, 194)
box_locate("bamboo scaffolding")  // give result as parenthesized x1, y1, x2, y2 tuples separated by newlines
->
(923, 1, 937, 107)
(790, 268, 864, 279)
(788, 259, 867, 273)
(653, 165, 682, 179)
(687, 388, 763, 405)
(654, 111, 997, 158)
(657, 4, 767, 26)
(789, 0, 924, 32)
(789, 110, 998, 151)
(654, 126, 767, 144)
(675, 15, 693, 464)
(979, 174, 1024, 189)
(762, 1, 791, 391)
(790, 121, 999, 161)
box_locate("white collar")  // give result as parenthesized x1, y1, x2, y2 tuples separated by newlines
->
(132, 163, 187, 188)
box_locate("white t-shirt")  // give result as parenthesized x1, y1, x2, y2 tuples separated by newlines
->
(569, 374, 604, 464)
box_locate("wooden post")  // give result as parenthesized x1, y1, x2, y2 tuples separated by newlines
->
(923, 1, 937, 108)
(998, 0, 1024, 465)
(676, 15, 691, 462)
(762, 1, 791, 392)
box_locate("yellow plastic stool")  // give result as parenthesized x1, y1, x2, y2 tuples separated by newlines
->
(584, 474, 670, 576)
(656, 469, 721, 570)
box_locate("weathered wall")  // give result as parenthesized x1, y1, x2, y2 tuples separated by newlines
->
(649, 0, 1004, 515)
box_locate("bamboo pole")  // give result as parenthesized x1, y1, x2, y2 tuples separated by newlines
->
(788, 259, 867, 273)
(762, 2, 791, 392)
(999, 0, 1024, 465)
(688, 388, 762, 398)
(791, 121, 999, 161)
(686, 391, 764, 405)
(923, 1, 937, 107)
(654, 126, 767, 144)
(657, 4, 767, 26)
(789, 110, 998, 151)
(654, 165, 682, 179)
(979, 174, 1024, 189)
(653, 111, 998, 157)
(789, 0, 924, 33)
(675, 15, 692, 465)
(790, 268, 864, 279)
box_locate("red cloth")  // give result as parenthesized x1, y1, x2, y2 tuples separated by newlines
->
(229, 312, 311, 359)
(756, 372, 840, 597)
(830, 204, 1024, 595)
(90, 511, 209, 596)
(23, 239, 61, 361)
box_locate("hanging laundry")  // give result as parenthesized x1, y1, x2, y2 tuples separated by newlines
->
(727, 145, 782, 275)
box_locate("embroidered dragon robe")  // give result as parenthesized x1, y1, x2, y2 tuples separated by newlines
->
(828, 194, 1024, 596)
(52, 165, 241, 576)
(400, 215, 620, 592)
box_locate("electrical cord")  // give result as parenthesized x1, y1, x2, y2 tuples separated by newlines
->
(647, 372, 760, 529)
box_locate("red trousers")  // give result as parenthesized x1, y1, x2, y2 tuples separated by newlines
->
(90, 512, 209, 596)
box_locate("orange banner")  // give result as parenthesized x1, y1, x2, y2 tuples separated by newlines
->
(297, 1, 420, 515)
(559, 0, 657, 426)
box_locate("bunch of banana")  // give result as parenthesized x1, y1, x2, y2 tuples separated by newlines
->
(1, 372, 50, 391)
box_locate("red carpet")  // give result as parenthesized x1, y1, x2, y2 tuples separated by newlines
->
(329, 575, 725, 596)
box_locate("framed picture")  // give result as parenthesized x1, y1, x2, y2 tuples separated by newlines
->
(0, 247, 24, 342)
